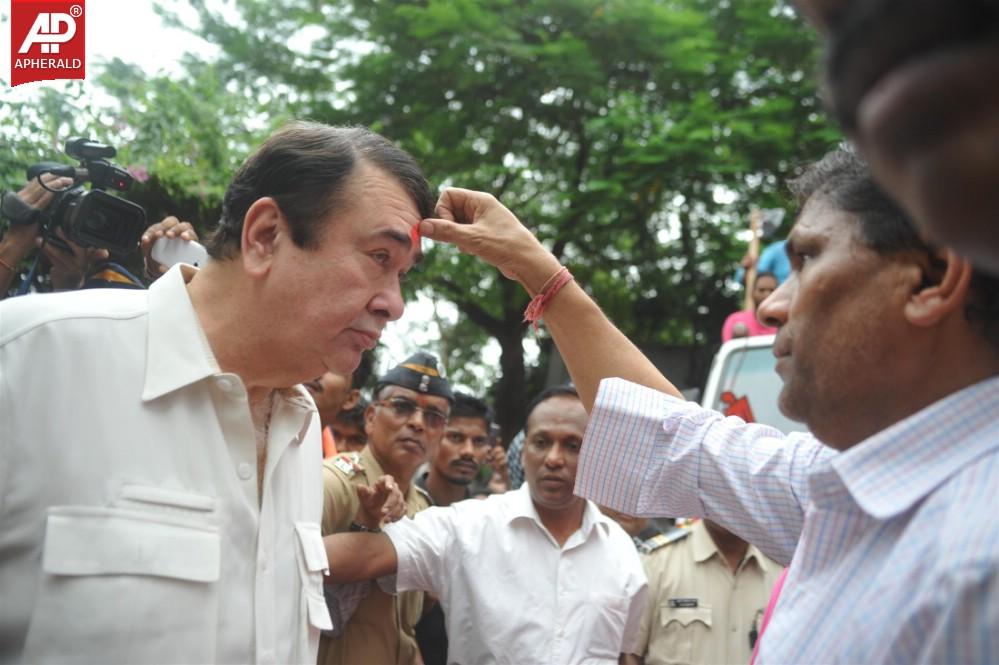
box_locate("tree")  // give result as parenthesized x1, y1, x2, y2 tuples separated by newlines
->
(169, 0, 841, 441)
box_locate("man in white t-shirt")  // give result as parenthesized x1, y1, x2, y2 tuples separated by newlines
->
(322, 386, 648, 664)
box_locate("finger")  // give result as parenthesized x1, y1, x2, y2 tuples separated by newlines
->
(417, 217, 477, 246)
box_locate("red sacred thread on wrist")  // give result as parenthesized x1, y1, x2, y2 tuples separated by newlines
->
(523, 266, 573, 333)
(0, 256, 15, 273)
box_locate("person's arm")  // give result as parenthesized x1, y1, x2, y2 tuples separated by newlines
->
(323, 531, 398, 583)
(420, 189, 681, 411)
(0, 175, 74, 297)
(620, 654, 643, 665)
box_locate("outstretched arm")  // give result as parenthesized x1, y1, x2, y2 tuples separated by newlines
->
(420, 188, 682, 410)
(323, 531, 398, 583)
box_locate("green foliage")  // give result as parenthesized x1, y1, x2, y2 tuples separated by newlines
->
(4, 0, 842, 440)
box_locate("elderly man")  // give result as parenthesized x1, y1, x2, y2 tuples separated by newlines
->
(322, 386, 648, 664)
(417, 147, 999, 663)
(318, 351, 449, 665)
(0, 121, 431, 664)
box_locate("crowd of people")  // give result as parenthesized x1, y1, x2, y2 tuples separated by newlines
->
(1, 0, 997, 663)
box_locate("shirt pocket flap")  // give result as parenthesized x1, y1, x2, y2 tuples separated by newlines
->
(661, 606, 713, 629)
(295, 522, 329, 574)
(305, 585, 333, 631)
(42, 506, 220, 583)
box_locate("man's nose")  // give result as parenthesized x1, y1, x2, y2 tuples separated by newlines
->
(369, 279, 406, 322)
(757, 275, 793, 328)
(544, 443, 565, 468)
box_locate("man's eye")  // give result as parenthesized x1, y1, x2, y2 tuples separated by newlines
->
(372, 251, 391, 265)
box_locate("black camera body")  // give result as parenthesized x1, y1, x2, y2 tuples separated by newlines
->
(25, 138, 147, 256)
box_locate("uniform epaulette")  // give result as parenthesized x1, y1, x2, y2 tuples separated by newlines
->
(329, 452, 363, 478)
(639, 528, 691, 555)
(413, 484, 433, 506)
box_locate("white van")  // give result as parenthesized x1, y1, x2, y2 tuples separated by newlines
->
(700, 335, 807, 434)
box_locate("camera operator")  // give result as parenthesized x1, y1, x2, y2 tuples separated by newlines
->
(0, 174, 109, 298)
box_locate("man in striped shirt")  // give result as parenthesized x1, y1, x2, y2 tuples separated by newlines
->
(418, 148, 999, 663)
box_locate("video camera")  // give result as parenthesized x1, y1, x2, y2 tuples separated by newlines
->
(18, 137, 147, 255)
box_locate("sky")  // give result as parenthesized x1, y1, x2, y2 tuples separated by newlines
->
(2, 0, 513, 387)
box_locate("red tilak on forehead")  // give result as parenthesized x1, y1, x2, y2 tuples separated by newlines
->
(411, 222, 421, 248)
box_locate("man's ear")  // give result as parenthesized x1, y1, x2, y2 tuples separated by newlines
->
(364, 402, 377, 436)
(342, 388, 362, 411)
(905, 249, 974, 328)
(241, 197, 284, 277)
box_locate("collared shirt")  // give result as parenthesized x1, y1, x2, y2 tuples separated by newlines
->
(383, 486, 648, 664)
(318, 446, 430, 665)
(576, 376, 999, 664)
(0, 265, 330, 665)
(636, 520, 781, 665)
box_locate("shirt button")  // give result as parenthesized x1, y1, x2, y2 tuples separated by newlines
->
(238, 462, 254, 480)
(259, 558, 268, 572)
(217, 376, 235, 392)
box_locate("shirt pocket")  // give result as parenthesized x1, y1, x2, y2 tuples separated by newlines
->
(581, 593, 630, 658)
(651, 605, 713, 665)
(293, 521, 333, 644)
(23, 506, 220, 665)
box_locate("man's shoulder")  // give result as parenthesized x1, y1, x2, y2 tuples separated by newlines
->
(411, 483, 433, 509)
(0, 288, 148, 345)
(640, 527, 693, 557)
(323, 452, 367, 485)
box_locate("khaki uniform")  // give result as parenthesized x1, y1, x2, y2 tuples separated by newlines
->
(317, 447, 431, 665)
(636, 520, 781, 665)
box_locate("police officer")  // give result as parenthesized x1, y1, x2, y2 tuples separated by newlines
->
(317, 352, 451, 665)
(624, 519, 781, 665)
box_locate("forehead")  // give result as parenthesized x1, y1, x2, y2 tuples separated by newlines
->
(446, 416, 488, 435)
(790, 197, 864, 246)
(322, 164, 424, 257)
(379, 384, 450, 410)
(526, 396, 587, 435)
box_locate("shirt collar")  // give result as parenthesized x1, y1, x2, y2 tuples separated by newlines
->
(690, 519, 773, 573)
(142, 265, 220, 401)
(819, 375, 999, 520)
(506, 485, 611, 538)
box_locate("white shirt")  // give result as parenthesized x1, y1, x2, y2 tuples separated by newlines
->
(383, 486, 648, 665)
(0, 265, 331, 665)
(575, 376, 999, 664)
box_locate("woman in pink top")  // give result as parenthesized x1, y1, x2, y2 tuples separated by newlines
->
(722, 271, 778, 342)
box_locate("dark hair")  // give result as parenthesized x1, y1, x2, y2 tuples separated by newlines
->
(524, 384, 579, 430)
(755, 271, 778, 285)
(449, 392, 493, 428)
(334, 400, 368, 430)
(206, 121, 435, 259)
(790, 147, 999, 349)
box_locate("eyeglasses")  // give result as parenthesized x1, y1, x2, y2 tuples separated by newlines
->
(375, 397, 448, 429)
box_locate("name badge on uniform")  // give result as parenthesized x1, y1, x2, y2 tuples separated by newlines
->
(668, 598, 698, 608)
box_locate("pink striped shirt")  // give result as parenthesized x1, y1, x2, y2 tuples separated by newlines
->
(576, 376, 999, 664)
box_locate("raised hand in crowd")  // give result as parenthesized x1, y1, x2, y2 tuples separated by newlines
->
(355, 475, 406, 530)
(485, 443, 509, 494)
(140, 215, 199, 279)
